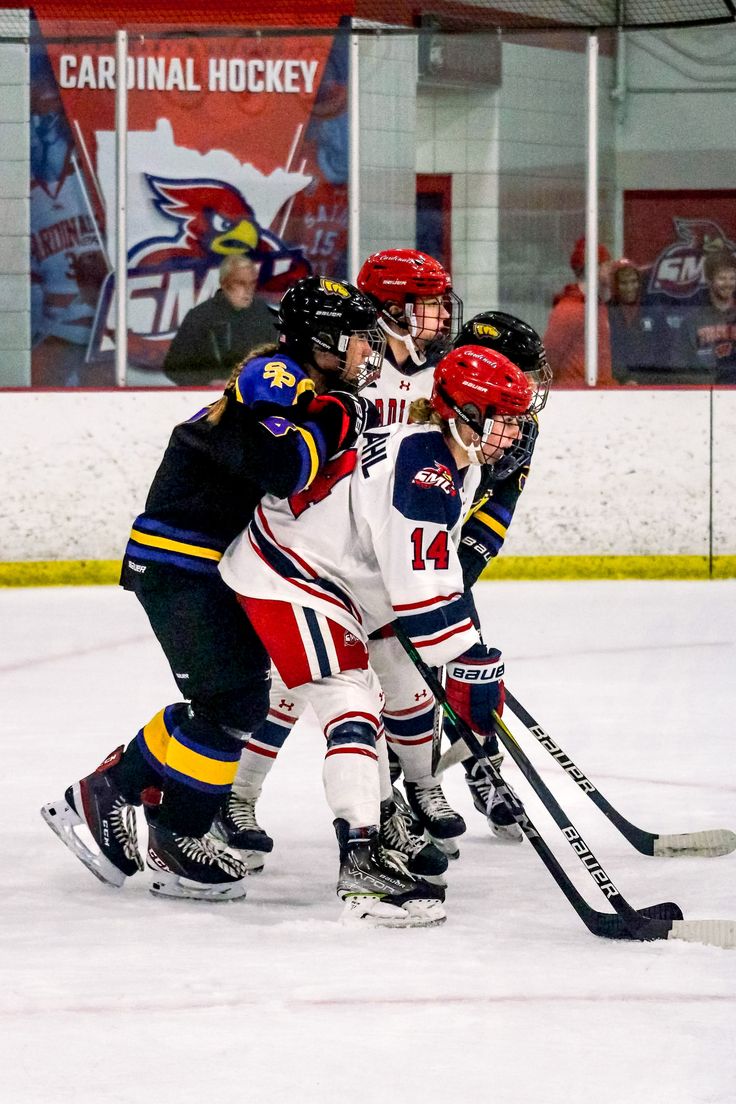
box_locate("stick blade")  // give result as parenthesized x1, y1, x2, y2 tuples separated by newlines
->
(668, 919, 736, 949)
(653, 828, 736, 858)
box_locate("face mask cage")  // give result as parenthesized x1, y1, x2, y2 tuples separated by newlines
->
(333, 326, 386, 391)
(525, 355, 553, 415)
(404, 290, 463, 355)
(437, 382, 536, 479)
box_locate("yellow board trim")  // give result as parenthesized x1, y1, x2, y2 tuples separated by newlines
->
(166, 736, 239, 787)
(2, 555, 736, 587)
(141, 708, 171, 768)
(129, 529, 222, 561)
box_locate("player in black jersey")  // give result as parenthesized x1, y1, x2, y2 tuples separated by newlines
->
(41, 276, 384, 901)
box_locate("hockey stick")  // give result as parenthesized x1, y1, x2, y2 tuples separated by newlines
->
(394, 625, 736, 948)
(503, 689, 736, 859)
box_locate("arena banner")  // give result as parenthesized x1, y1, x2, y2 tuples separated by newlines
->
(624, 190, 736, 303)
(30, 25, 349, 385)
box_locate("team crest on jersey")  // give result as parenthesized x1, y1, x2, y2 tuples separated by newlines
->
(413, 462, 457, 496)
(473, 322, 500, 338)
(263, 361, 296, 388)
(320, 278, 350, 297)
(647, 218, 736, 300)
(343, 630, 359, 646)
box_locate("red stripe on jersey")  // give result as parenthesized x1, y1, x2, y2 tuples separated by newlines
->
(393, 591, 462, 612)
(413, 619, 476, 649)
(385, 734, 434, 746)
(324, 746, 378, 761)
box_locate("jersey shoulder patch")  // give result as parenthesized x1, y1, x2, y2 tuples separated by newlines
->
(392, 428, 463, 526)
(234, 354, 314, 409)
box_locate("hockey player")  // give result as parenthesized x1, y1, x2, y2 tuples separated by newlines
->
(219, 295, 550, 866)
(218, 345, 536, 926)
(40, 276, 384, 901)
(445, 312, 551, 841)
(218, 250, 465, 863)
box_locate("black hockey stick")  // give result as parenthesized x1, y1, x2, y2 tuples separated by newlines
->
(392, 623, 680, 942)
(503, 689, 736, 858)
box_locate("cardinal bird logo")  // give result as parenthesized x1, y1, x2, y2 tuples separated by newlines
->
(130, 175, 310, 291)
(647, 218, 736, 300)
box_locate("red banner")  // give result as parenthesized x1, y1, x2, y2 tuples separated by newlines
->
(30, 26, 348, 383)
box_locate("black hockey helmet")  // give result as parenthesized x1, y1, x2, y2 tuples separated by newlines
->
(275, 276, 385, 389)
(453, 311, 551, 413)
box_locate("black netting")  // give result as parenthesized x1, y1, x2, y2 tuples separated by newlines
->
(354, 1, 736, 33)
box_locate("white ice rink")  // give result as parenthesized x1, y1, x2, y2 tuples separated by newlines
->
(3, 579, 735, 1104)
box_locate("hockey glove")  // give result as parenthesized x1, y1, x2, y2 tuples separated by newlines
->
(445, 644, 505, 737)
(306, 391, 379, 453)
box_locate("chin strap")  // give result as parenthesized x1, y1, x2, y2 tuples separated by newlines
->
(378, 315, 427, 367)
(448, 417, 486, 465)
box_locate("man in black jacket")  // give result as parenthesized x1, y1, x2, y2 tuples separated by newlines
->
(163, 256, 277, 386)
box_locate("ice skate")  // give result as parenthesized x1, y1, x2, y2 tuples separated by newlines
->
(404, 779, 466, 859)
(146, 817, 249, 901)
(465, 759, 523, 843)
(334, 820, 446, 927)
(209, 791, 273, 873)
(40, 746, 144, 888)
(379, 788, 448, 885)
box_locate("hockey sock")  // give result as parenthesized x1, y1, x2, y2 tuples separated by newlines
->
(322, 720, 381, 827)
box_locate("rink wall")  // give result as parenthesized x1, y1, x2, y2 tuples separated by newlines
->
(0, 388, 735, 583)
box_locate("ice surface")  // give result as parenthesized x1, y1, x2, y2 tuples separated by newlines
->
(2, 580, 735, 1103)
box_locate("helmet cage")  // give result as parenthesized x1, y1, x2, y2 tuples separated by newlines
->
(436, 381, 536, 478)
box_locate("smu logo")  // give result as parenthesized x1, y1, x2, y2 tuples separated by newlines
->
(413, 462, 457, 496)
(88, 174, 310, 368)
(647, 218, 736, 300)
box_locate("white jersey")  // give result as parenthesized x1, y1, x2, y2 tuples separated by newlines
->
(220, 423, 482, 668)
(362, 348, 433, 427)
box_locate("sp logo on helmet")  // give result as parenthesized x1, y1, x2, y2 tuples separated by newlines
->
(473, 323, 500, 338)
(320, 278, 350, 298)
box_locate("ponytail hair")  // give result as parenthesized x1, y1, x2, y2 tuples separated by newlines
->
(409, 397, 445, 427)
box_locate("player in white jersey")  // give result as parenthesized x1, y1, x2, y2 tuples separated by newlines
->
(219, 346, 536, 926)
(214, 249, 464, 871)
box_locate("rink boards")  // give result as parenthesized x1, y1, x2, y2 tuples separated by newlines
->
(0, 387, 734, 582)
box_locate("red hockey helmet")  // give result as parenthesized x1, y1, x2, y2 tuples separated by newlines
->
(431, 345, 535, 476)
(357, 248, 452, 304)
(357, 249, 461, 359)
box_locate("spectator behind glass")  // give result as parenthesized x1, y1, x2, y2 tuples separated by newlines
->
(543, 237, 614, 388)
(608, 260, 672, 384)
(672, 250, 736, 385)
(163, 256, 277, 387)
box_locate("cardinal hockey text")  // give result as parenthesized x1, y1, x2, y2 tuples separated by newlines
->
(530, 725, 596, 794)
(561, 826, 619, 898)
(58, 54, 320, 94)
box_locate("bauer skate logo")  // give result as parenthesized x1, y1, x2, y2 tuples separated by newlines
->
(531, 726, 596, 794)
(413, 462, 457, 496)
(561, 826, 619, 898)
(127, 560, 146, 573)
(319, 278, 350, 297)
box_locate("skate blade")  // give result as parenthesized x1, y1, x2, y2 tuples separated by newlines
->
(400, 899, 447, 926)
(339, 895, 415, 928)
(490, 821, 524, 844)
(148, 872, 247, 901)
(40, 799, 127, 888)
(430, 835, 460, 860)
